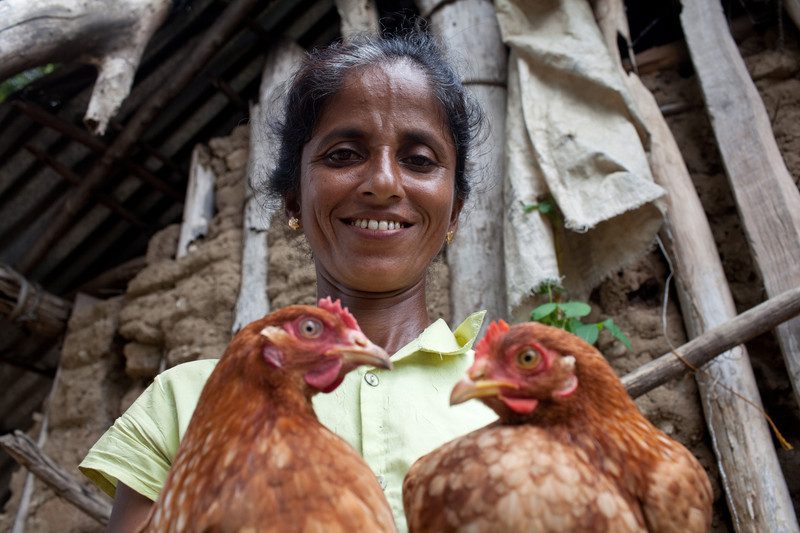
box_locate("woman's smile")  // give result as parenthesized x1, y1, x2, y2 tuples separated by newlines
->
(297, 60, 459, 294)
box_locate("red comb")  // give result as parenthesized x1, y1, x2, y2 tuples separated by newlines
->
(318, 297, 360, 330)
(475, 320, 510, 358)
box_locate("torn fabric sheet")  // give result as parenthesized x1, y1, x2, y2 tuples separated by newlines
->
(496, 0, 665, 317)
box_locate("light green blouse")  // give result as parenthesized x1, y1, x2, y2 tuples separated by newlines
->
(80, 311, 497, 531)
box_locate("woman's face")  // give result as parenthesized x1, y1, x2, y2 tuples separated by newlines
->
(297, 60, 459, 294)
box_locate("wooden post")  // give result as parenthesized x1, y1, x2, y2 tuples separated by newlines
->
(334, 0, 379, 38)
(176, 146, 216, 258)
(593, 4, 799, 529)
(417, 0, 508, 325)
(681, 0, 800, 410)
(233, 40, 305, 331)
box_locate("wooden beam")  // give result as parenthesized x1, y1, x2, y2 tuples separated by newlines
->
(681, 0, 800, 409)
(16, 0, 266, 275)
(623, 286, 800, 398)
(75, 256, 146, 296)
(0, 263, 71, 337)
(0, 431, 111, 526)
(24, 145, 149, 229)
(13, 100, 183, 200)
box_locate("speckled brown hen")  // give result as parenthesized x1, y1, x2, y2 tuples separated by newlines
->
(141, 298, 396, 533)
(403, 320, 712, 533)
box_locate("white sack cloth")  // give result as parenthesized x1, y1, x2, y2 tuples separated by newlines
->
(497, 0, 665, 318)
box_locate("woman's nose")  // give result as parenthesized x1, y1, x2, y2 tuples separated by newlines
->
(357, 149, 404, 202)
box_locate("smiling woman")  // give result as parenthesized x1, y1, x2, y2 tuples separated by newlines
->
(79, 31, 495, 532)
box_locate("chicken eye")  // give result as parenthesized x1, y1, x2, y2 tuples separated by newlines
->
(299, 318, 323, 339)
(516, 348, 541, 369)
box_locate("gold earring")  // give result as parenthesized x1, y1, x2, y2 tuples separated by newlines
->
(288, 217, 300, 230)
(446, 230, 454, 245)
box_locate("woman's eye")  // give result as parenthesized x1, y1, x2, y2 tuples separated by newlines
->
(299, 318, 323, 339)
(325, 149, 361, 165)
(516, 348, 541, 369)
(403, 155, 436, 170)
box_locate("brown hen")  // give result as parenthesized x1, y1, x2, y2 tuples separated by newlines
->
(403, 320, 712, 532)
(141, 298, 396, 532)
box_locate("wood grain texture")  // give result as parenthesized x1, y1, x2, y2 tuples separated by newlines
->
(233, 40, 305, 332)
(0, 430, 111, 525)
(417, 0, 508, 325)
(681, 0, 800, 409)
(622, 60, 797, 533)
(593, 2, 798, 529)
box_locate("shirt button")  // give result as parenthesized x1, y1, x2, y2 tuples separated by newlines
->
(364, 372, 380, 387)
(377, 475, 387, 490)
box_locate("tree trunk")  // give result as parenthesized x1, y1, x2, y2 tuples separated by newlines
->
(0, 0, 171, 135)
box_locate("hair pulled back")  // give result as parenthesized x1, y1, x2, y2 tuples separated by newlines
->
(269, 31, 484, 207)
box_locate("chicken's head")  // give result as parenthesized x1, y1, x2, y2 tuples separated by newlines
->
(450, 320, 585, 420)
(235, 298, 392, 394)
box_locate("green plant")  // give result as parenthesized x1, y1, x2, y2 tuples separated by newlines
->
(530, 283, 631, 350)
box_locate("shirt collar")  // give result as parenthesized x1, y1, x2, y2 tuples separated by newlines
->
(391, 310, 486, 363)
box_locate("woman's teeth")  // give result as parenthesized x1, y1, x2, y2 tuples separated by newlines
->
(351, 219, 405, 230)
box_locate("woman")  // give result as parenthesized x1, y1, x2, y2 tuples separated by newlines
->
(80, 31, 497, 532)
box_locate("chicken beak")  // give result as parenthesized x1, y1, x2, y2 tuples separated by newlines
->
(330, 333, 393, 370)
(450, 378, 518, 405)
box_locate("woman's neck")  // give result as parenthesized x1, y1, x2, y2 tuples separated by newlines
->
(315, 272, 431, 355)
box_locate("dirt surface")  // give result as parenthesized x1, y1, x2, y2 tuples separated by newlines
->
(3, 25, 800, 532)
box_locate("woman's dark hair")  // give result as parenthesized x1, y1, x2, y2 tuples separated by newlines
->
(268, 31, 484, 208)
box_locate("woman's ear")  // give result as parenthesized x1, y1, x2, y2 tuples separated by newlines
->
(449, 198, 464, 230)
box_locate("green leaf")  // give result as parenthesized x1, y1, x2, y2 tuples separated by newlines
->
(531, 303, 558, 320)
(537, 200, 553, 214)
(558, 301, 591, 318)
(573, 323, 599, 345)
(603, 319, 632, 350)
(523, 203, 537, 214)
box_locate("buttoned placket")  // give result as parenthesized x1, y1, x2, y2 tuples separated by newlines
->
(358, 365, 389, 492)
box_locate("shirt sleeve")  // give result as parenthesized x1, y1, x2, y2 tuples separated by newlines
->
(80, 360, 217, 499)
(79, 374, 181, 501)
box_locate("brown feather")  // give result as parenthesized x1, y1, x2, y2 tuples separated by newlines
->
(141, 304, 396, 532)
(404, 322, 712, 533)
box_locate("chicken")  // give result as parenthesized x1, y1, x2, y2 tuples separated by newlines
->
(403, 320, 712, 532)
(141, 298, 397, 532)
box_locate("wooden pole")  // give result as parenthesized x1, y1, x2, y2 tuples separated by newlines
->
(16, 0, 266, 275)
(680, 0, 800, 410)
(592, 4, 798, 530)
(623, 286, 800, 398)
(417, 0, 508, 325)
(0, 431, 111, 526)
(233, 39, 305, 332)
